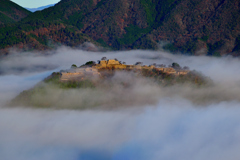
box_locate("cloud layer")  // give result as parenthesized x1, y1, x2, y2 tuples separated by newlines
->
(1, 47, 240, 160)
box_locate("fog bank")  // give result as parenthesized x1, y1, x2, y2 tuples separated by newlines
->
(1, 47, 240, 159)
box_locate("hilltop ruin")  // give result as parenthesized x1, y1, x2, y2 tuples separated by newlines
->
(11, 58, 208, 108)
(60, 58, 189, 81)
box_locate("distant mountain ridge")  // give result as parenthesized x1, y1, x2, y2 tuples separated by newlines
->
(0, 0, 239, 56)
(25, 4, 55, 12)
(0, 0, 31, 24)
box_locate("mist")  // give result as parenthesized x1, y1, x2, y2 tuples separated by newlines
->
(1, 46, 240, 160)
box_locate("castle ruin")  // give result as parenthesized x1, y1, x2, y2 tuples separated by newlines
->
(60, 59, 189, 81)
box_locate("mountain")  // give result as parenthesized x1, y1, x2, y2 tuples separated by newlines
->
(25, 4, 55, 12)
(0, 0, 31, 24)
(147, 0, 240, 56)
(0, 0, 240, 56)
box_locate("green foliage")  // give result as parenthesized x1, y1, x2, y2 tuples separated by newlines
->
(111, 0, 183, 50)
(233, 35, 240, 52)
(140, 0, 182, 28)
(140, 0, 157, 25)
(0, 0, 36, 47)
(211, 52, 221, 57)
(96, 0, 108, 8)
(0, 16, 92, 49)
(44, 72, 61, 83)
(163, 43, 179, 52)
(11, 80, 95, 108)
(118, 24, 151, 45)
(96, 38, 108, 48)
(29, 34, 47, 45)
(71, 64, 77, 68)
(44, 72, 95, 89)
(180, 39, 197, 54)
(0, 20, 55, 49)
(172, 62, 180, 69)
(0, 0, 30, 14)
(132, 36, 157, 50)
(59, 80, 95, 89)
(0, 0, 237, 56)
(67, 12, 84, 29)
(200, 35, 209, 42)
(22, 11, 44, 22)
(0, 24, 30, 48)
(0, 12, 15, 24)
(85, 61, 95, 66)
(0, 0, 30, 24)
(154, 0, 182, 28)
(207, 40, 224, 56)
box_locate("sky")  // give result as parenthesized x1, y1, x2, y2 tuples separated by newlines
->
(11, 0, 60, 8)
(1, 46, 240, 160)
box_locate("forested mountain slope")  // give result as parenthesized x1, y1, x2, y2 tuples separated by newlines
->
(147, 0, 240, 56)
(0, 0, 239, 56)
(0, 0, 31, 24)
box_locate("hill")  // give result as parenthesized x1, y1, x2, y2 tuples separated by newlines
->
(10, 59, 209, 109)
(0, 0, 239, 56)
(0, 0, 31, 24)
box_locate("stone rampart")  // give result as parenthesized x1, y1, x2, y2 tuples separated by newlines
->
(61, 72, 84, 81)
(61, 59, 190, 81)
(60, 67, 100, 81)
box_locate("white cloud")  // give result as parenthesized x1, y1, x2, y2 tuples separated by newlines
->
(1, 47, 240, 160)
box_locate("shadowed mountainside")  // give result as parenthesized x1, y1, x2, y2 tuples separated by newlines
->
(0, 0, 31, 24)
(0, 0, 239, 55)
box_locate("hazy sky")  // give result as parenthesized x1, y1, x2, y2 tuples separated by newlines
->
(11, 0, 60, 8)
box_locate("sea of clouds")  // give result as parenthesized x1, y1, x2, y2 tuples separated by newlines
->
(1, 47, 240, 160)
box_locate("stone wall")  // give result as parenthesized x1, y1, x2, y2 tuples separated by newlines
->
(60, 67, 100, 81)
(61, 59, 190, 81)
(61, 72, 84, 81)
